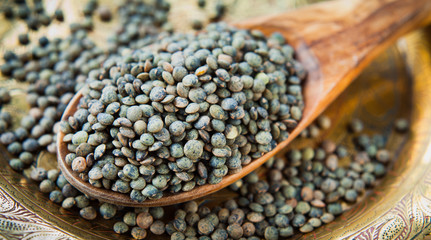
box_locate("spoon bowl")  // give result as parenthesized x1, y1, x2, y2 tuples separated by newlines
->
(57, 0, 431, 207)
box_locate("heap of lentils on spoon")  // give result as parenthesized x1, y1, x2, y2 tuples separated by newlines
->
(61, 23, 306, 202)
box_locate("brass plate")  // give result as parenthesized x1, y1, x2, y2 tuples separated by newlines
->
(0, 0, 430, 239)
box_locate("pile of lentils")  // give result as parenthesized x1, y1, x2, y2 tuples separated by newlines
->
(61, 22, 306, 201)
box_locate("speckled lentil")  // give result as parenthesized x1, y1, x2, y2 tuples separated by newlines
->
(80, 206, 97, 220)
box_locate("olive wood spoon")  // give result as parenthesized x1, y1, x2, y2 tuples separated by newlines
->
(57, 0, 431, 207)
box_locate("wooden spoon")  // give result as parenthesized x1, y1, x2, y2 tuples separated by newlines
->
(57, 0, 431, 207)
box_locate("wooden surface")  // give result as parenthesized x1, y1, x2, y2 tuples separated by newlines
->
(1, 0, 431, 239)
(57, 0, 431, 207)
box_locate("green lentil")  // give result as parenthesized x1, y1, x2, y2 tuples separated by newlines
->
(80, 206, 97, 220)
(49, 190, 64, 203)
(39, 179, 55, 193)
(197, 218, 214, 235)
(394, 118, 409, 132)
(99, 203, 117, 219)
(150, 220, 166, 235)
(137, 212, 153, 229)
(131, 227, 147, 240)
(113, 222, 129, 234)
(123, 212, 137, 226)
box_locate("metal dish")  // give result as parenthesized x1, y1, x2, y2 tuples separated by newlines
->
(0, 0, 430, 239)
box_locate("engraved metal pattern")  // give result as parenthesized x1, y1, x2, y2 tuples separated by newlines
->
(348, 174, 431, 240)
(0, 187, 75, 240)
(342, 30, 431, 240)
